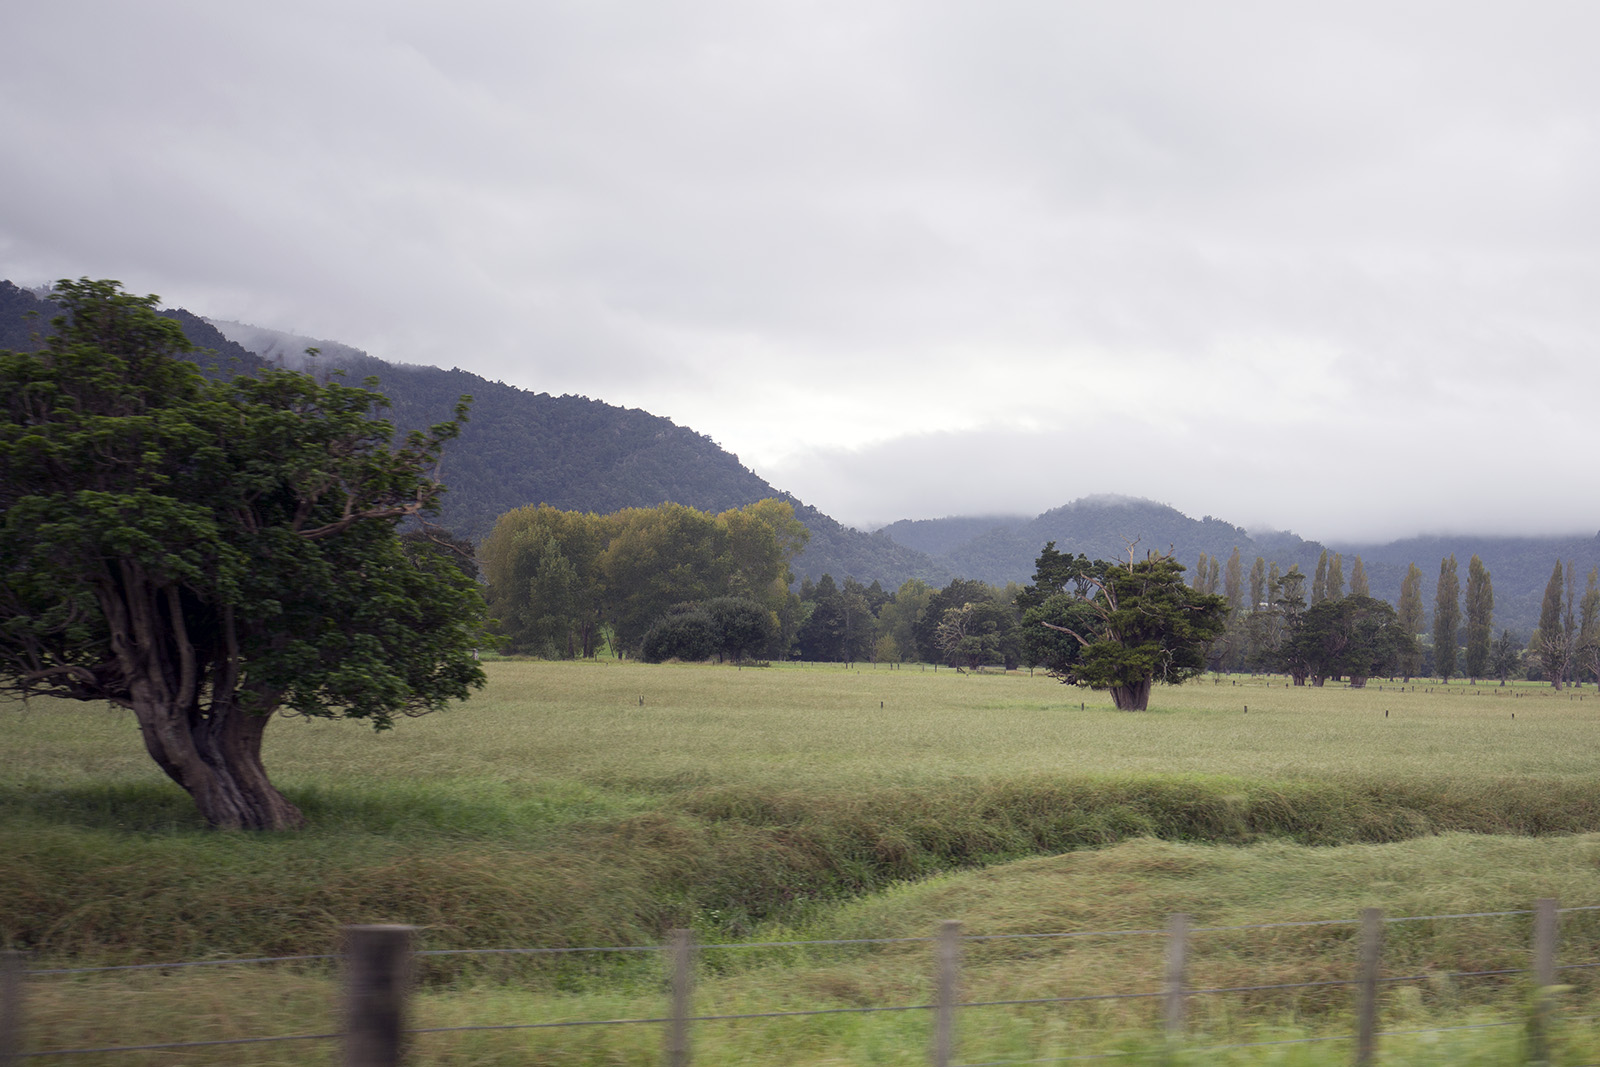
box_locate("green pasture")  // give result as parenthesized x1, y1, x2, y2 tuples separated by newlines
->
(6, 661, 1600, 1063)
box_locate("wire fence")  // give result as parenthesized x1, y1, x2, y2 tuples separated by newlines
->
(6, 901, 1599, 1065)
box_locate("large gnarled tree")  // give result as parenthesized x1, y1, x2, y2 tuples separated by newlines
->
(1021, 543, 1226, 710)
(0, 280, 487, 829)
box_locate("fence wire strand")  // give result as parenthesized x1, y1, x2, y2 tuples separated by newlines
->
(15, 902, 1598, 1060)
(17, 1031, 337, 1059)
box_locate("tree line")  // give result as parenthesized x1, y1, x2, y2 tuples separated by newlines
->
(1189, 546, 1600, 687)
(480, 499, 810, 661)
(481, 502, 1600, 693)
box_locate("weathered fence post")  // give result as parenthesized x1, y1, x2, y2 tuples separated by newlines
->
(0, 951, 22, 1067)
(1354, 908, 1383, 1067)
(1530, 897, 1559, 1064)
(343, 924, 415, 1067)
(1164, 913, 1190, 1040)
(665, 928, 694, 1067)
(931, 920, 962, 1067)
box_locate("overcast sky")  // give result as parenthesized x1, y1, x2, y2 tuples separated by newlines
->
(5, 3, 1599, 543)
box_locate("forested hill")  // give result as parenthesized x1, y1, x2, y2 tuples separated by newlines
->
(0, 281, 944, 585)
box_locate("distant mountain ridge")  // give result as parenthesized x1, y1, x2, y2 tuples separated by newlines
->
(873, 499, 1600, 639)
(6, 279, 1594, 638)
(0, 281, 945, 586)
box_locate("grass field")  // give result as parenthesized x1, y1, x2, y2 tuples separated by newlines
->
(6, 660, 1600, 1064)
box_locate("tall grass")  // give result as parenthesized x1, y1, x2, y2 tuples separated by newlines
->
(5, 662, 1600, 968)
(17, 834, 1600, 1065)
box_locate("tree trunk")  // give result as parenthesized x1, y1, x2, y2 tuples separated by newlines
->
(1109, 676, 1153, 710)
(1349, 675, 1369, 688)
(131, 695, 304, 831)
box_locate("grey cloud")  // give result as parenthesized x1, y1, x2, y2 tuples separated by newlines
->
(5, 2, 1600, 542)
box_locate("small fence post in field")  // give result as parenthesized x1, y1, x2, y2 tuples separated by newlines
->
(343, 924, 415, 1067)
(665, 928, 694, 1067)
(1354, 908, 1383, 1067)
(1530, 897, 1559, 1064)
(1164, 913, 1190, 1040)
(932, 920, 962, 1067)
(1, 950, 22, 1067)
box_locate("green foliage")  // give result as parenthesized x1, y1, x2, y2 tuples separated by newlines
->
(1282, 594, 1416, 687)
(1537, 560, 1573, 688)
(1397, 562, 1426, 679)
(1435, 555, 1461, 682)
(1269, 566, 1311, 683)
(1024, 547, 1228, 709)
(931, 599, 1018, 669)
(483, 499, 807, 658)
(641, 597, 776, 663)
(1578, 568, 1600, 686)
(640, 607, 721, 662)
(1016, 543, 1100, 676)
(795, 574, 882, 662)
(0, 280, 488, 829)
(1491, 628, 1524, 683)
(1465, 554, 1494, 680)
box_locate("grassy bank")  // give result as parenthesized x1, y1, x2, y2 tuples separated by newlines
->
(17, 834, 1600, 1065)
(5, 662, 1600, 965)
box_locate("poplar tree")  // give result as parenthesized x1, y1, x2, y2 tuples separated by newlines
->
(1249, 556, 1267, 613)
(1538, 560, 1571, 689)
(1327, 553, 1345, 600)
(1396, 563, 1425, 681)
(1433, 555, 1460, 682)
(1464, 555, 1493, 682)
(1349, 556, 1370, 598)
(1578, 568, 1600, 688)
(1312, 550, 1329, 604)
(1223, 547, 1244, 616)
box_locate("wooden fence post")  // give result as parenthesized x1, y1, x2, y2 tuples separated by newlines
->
(932, 920, 962, 1067)
(665, 929, 694, 1067)
(1354, 908, 1383, 1067)
(1164, 913, 1190, 1040)
(343, 924, 415, 1067)
(0, 951, 21, 1067)
(1531, 897, 1559, 1064)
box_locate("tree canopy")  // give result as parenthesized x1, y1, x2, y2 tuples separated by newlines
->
(0, 280, 488, 830)
(481, 498, 808, 658)
(1022, 544, 1227, 710)
(1280, 595, 1415, 687)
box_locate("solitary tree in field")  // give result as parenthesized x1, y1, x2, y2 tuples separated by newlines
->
(1434, 556, 1460, 683)
(1491, 629, 1522, 685)
(1396, 563, 1425, 681)
(1464, 555, 1493, 682)
(1028, 545, 1227, 710)
(0, 280, 488, 829)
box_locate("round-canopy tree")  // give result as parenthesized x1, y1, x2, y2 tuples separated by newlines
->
(1022, 544, 1227, 710)
(0, 280, 488, 830)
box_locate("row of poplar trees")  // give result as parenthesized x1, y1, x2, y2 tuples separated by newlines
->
(1192, 546, 1600, 685)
